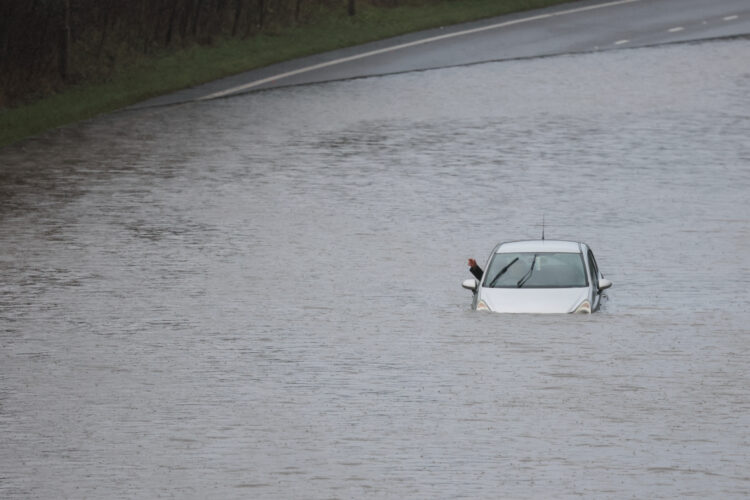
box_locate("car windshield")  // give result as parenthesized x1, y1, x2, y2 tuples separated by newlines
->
(483, 252, 588, 288)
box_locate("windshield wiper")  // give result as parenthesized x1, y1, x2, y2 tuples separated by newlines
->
(487, 257, 519, 288)
(517, 254, 538, 288)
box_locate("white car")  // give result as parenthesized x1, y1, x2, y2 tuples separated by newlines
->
(462, 240, 612, 313)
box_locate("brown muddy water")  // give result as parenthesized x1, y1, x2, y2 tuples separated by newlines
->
(1, 39, 749, 498)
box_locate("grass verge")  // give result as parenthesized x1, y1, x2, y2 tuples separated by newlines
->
(0, 0, 573, 149)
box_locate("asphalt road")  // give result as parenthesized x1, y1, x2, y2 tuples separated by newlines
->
(133, 0, 750, 109)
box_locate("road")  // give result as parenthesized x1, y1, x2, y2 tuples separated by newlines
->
(134, 0, 750, 108)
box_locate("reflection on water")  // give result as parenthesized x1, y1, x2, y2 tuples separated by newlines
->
(1, 39, 749, 498)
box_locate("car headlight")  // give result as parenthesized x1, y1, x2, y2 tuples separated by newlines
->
(476, 300, 491, 312)
(572, 300, 591, 314)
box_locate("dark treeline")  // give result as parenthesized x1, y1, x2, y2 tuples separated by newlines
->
(0, 0, 411, 107)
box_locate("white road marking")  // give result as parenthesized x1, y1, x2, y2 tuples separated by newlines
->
(614, 39, 630, 45)
(668, 26, 684, 32)
(198, 0, 641, 100)
(723, 15, 739, 21)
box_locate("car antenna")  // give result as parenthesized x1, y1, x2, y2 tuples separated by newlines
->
(542, 214, 545, 241)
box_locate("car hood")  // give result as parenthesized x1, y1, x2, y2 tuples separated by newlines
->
(479, 287, 589, 314)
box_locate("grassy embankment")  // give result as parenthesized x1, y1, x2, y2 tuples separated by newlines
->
(0, 0, 573, 149)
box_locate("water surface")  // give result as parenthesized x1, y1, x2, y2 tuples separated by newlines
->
(1, 39, 749, 498)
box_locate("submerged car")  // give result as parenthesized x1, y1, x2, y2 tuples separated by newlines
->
(462, 240, 611, 314)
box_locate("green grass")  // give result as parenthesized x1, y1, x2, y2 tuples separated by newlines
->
(0, 0, 573, 149)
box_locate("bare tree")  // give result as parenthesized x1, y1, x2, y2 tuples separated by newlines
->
(231, 0, 244, 36)
(191, 0, 205, 37)
(166, 0, 181, 45)
(59, 0, 71, 80)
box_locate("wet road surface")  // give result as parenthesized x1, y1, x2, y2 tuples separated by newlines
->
(2, 27, 750, 500)
(135, 0, 750, 107)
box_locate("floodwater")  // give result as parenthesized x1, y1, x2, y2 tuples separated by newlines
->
(1, 39, 749, 498)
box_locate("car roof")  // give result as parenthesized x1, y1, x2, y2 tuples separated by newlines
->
(496, 240, 583, 254)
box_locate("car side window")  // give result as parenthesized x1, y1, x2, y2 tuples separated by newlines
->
(588, 250, 599, 284)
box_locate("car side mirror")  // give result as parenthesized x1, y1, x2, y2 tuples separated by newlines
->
(462, 278, 478, 291)
(598, 278, 612, 291)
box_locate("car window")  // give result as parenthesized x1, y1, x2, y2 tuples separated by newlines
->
(483, 252, 588, 288)
(587, 250, 599, 283)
